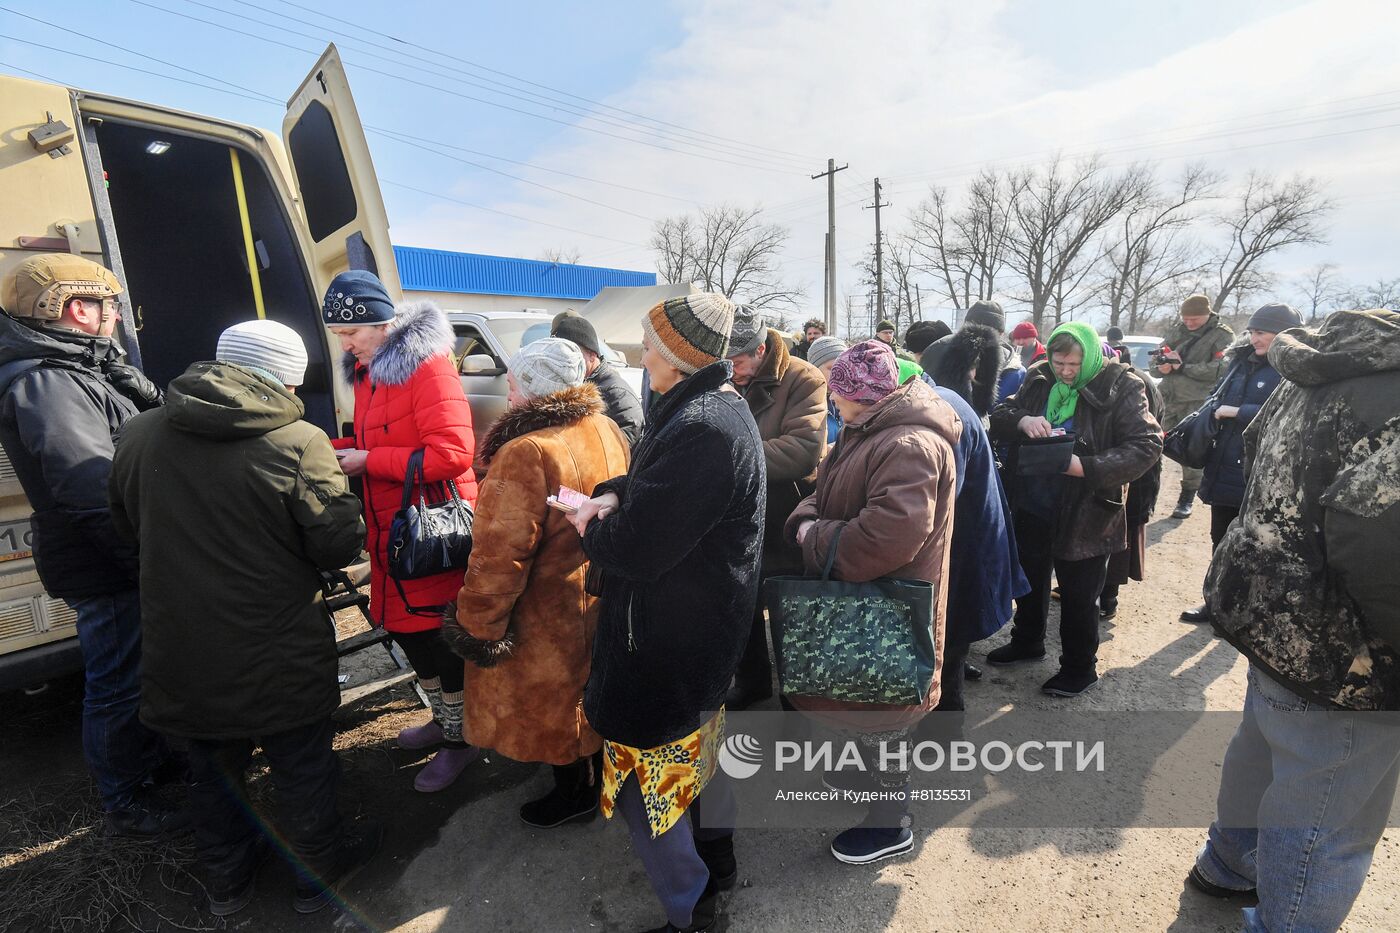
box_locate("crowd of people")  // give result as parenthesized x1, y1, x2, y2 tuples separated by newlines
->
(1, 250, 1397, 932)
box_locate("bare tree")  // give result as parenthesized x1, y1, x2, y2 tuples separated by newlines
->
(1341, 277, 1400, 311)
(856, 234, 923, 335)
(1099, 163, 1220, 331)
(1293, 263, 1344, 322)
(840, 292, 863, 341)
(537, 246, 581, 265)
(1213, 172, 1333, 315)
(650, 204, 803, 310)
(1005, 155, 1148, 330)
(906, 169, 1017, 313)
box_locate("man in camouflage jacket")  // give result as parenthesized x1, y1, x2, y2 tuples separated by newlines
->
(1156, 293, 1234, 517)
(1190, 309, 1400, 931)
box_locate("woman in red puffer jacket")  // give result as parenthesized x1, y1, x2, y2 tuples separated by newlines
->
(324, 270, 478, 792)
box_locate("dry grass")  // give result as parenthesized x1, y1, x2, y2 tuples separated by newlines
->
(0, 780, 215, 933)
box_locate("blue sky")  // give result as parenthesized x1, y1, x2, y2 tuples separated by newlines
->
(2, 0, 1395, 319)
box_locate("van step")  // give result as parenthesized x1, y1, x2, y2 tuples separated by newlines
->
(335, 627, 393, 658)
(339, 670, 415, 707)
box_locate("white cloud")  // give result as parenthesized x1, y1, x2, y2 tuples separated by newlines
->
(389, 0, 1400, 309)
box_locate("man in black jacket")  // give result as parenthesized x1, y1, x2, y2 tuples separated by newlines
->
(0, 255, 174, 837)
(552, 314, 644, 446)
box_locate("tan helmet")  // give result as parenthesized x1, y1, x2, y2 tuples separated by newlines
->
(4, 253, 122, 325)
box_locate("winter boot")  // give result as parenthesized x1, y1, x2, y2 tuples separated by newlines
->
(398, 677, 445, 750)
(293, 822, 383, 914)
(414, 745, 479, 793)
(1170, 490, 1195, 520)
(520, 758, 599, 828)
(695, 833, 737, 891)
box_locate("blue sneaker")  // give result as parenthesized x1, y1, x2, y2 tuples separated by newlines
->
(830, 825, 914, 865)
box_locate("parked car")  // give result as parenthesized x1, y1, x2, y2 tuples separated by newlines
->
(1118, 335, 1165, 383)
(449, 311, 643, 460)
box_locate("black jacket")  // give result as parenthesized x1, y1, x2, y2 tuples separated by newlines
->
(582, 361, 766, 748)
(1198, 345, 1281, 509)
(587, 358, 644, 448)
(990, 359, 1163, 560)
(109, 362, 365, 738)
(0, 317, 154, 598)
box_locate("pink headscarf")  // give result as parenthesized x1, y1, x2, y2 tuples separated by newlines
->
(828, 339, 899, 404)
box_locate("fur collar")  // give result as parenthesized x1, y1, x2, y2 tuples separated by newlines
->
(929, 324, 1003, 416)
(753, 328, 792, 384)
(479, 383, 603, 466)
(340, 300, 455, 386)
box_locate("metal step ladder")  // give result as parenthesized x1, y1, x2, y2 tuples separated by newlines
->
(321, 562, 427, 708)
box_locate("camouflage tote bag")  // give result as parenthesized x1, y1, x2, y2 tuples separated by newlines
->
(764, 527, 937, 705)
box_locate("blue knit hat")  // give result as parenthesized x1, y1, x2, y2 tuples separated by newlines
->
(322, 270, 395, 326)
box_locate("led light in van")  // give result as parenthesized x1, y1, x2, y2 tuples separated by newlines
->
(145, 140, 172, 155)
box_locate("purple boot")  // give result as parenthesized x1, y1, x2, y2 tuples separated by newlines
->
(414, 746, 479, 793)
(397, 719, 445, 751)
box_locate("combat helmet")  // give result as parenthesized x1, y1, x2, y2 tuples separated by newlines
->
(3, 253, 122, 327)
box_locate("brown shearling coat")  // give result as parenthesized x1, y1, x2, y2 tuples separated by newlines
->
(444, 384, 629, 765)
(784, 378, 961, 721)
(742, 328, 828, 573)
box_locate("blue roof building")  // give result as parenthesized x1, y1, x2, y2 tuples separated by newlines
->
(394, 245, 656, 303)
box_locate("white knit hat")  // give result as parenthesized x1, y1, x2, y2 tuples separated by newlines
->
(509, 337, 586, 399)
(216, 319, 309, 387)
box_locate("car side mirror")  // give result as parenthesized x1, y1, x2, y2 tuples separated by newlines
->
(460, 353, 504, 376)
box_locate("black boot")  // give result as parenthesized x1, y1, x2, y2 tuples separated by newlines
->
(520, 756, 599, 828)
(1170, 490, 1195, 520)
(694, 833, 737, 891)
(1180, 604, 1212, 624)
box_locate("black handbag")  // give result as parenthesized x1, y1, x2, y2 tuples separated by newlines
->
(387, 450, 474, 612)
(1163, 361, 1238, 470)
(764, 526, 938, 706)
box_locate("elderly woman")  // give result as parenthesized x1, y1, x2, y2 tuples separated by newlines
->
(324, 270, 478, 792)
(987, 322, 1162, 697)
(1181, 302, 1301, 623)
(441, 338, 628, 826)
(570, 293, 764, 933)
(786, 340, 960, 866)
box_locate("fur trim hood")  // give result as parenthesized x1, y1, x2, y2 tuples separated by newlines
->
(478, 383, 604, 466)
(341, 300, 455, 386)
(924, 324, 1003, 416)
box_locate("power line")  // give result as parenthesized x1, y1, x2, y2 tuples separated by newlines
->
(124, 0, 807, 176)
(0, 25, 696, 222)
(0, 46, 659, 247)
(247, 0, 820, 164)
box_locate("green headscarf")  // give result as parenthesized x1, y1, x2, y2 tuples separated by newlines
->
(1044, 321, 1105, 426)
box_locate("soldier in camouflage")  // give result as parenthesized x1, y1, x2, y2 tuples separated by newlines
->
(1156, 293, 1234, 518)
(1188, 309, 1400, 931)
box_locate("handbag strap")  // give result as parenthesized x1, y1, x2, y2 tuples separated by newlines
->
(400, 449, 426, 512)
(821, 525, 844, 581)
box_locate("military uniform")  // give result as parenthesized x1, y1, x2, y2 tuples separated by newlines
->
(1157, 311, 1234, 496)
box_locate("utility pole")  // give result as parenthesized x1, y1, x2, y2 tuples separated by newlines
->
(811, 158, 847, 333)
(864, 177, 891, 324)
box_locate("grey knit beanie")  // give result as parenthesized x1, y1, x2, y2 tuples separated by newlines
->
(1246, 303, 1303, 335)
(216, 319, 309, 386)
(963, 299, 1006, 334)
(727, 305, 767, 357)
(509, 337, 586, 399)
(806, 336, 848, 370)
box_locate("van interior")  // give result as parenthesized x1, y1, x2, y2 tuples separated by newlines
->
(93, 121, 336, 431)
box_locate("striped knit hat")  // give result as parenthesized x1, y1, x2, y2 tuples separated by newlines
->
(216, 319, 308, 386)
(641, 292, 736, 375)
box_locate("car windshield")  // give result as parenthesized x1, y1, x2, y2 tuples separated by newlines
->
(486, 318, 551, 359)
(1121, 339, 1161, 370)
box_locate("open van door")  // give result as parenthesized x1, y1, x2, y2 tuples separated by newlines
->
(283, 44, 401, 301)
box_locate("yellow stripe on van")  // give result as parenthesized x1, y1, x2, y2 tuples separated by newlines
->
(228, 148, 266, 320)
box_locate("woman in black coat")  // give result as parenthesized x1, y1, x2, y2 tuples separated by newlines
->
(1181, 303, 1301, 623)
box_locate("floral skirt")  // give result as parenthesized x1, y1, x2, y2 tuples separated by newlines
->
(599, 708, 725, 838)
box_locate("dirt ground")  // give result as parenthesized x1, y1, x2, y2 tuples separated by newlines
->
(1, 461, 1396, 932)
